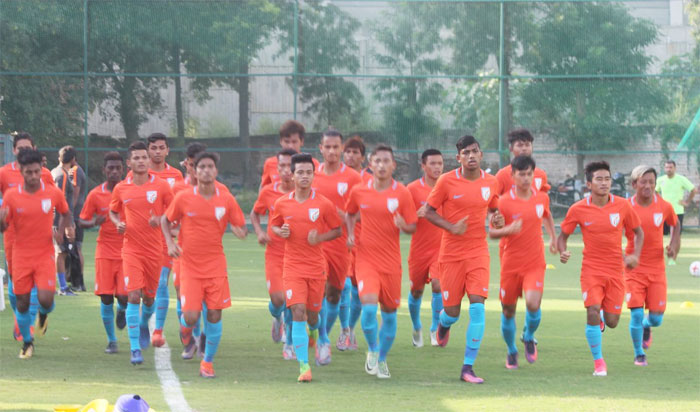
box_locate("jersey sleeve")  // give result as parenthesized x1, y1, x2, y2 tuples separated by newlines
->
(543, 194, 551, 218)
(488, 180, 500, 209)
(165, 192, 183, 223)
(160, 181, 174, 209)
(663, 199, 679, 227)
(2, 192, 14, 223)
(252, 187, 270, 215)
(226, 195, 246, 227)
(261, 158, 273, 187)
(269, 198, 284, 227)
(345, 186, 360, 215)
(426, 175, 447, 210)
(79, 191, 96, 220)
(323, 198, 343, 229)
(110, 184, 123, 214)
(560, 204, 579, 234)
(495, 169, 508, 195)
(623, 202, 641, 231)
(681, 175, 695, 191)
(497, 197, 511, 225)
(400, 187, 418, 225)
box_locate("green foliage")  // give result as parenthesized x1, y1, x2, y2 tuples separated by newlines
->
(254, 118, 282, 136)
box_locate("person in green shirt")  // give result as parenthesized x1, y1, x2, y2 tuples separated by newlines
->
(655, 160, 697, 234)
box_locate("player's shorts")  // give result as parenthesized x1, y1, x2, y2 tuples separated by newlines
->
(408, 256, 439, 292)
(123, 253, 161, 298)
(355, 260, 401, 310)
(172, 258, 181, 288)
(11, 254, 55, 295)
(324, 250, 350, 291)
(580, 272, 625, 314)
(439, 256, 490, 306)
(624, 271, 667, 312)
(283, 276, 325, 310)
(180, 275, 231, 312)
(499, 265, 545, 306)
(94, 258, 126, 296)
(265, 251, 284, 295)
(5, 242, 14, 275)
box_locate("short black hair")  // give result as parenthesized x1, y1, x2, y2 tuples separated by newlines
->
(39, 151, 47, 159)
(12, 131, 34, 149)
(344, 135, 366, 156)
(279, 120, 306, 141)
(17, 149, 43, 167)
(194, 151, 220, 168)
(322, 127, 343, 141)
(507, 128, 534, 146)
(665, 159, 676, 167)
(128, 141, 148, 158)
(371, 144, 394, 160)
(421, 149, 442, 164)
(59, 145, 76, 164)
(277, 148, 297, 160)
(456, 135, 480, 153)
(585, 161, 611, 182)
(511, 154, 536, 172)
(291, 153, 315, 172)
(147, 132, 168, 146)
(103, 151, 123, 165)
(186, 142, 208, 159)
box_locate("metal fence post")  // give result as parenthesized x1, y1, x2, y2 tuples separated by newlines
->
(83, 0, 89, 179)
(293, 0, 299, 120)
(497, 1, 505, 169)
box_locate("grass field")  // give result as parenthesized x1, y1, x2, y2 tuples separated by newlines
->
(1, 230, 699, 412)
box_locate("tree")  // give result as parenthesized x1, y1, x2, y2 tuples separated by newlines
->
(517, 2, 665, 177)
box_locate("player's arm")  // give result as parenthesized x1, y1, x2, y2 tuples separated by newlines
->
(79, 214, 105, 228)
(227, 199, 248, 240)
(556, 231, 571, 264)
(250, 208, 270, 246)
(0, 201, 10, 232)
(488, 218, 522, 239)
(488, 208, 505, 229)
(109, 210, 125, 234)
(345, 212, 359, 249)
(308, 226, 342, 246)
(667, 221, 681, 259)
(160, 215, 181, 258)
(681, 185, 697, 207)
(424, 205, 467, 235)
(543, 214, 558, 254)
(624, 226, 644, 269)
(56, 209, 74, 244)
(78, 195, 105, 228)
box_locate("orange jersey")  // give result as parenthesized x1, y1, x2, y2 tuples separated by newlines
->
(252, 182, 289, 258)
(360, 168, 373, 183)
(407, 177, 442, 264)
(261, 155, 319, 187)
(166, 186, 245, 279)
(426, 168, 499, 262)
(314, 162, 362, 256)
(497, 188, 551, 273)
(2, 181, 69, 259)
(127, 164, 184, 189)
(110, 174, 173, 258)
(270, 190, 342, 279)
(80, 182, 124, 260)
(496, 165, 550, 195)
(625, 194, 677, 274)
(346, 179, 417, 274)
(560, 195, 641, 277)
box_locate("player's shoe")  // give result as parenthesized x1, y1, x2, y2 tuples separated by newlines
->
(460, 364, 484, 384)
(181, 338, 197, 360)
(200, 360, 216, 378)
(58, 287, 77, 296)
(19, 341, 34, 359)
(642, 327, 652, 349)
(130, 349, 143, 365)
(347, 329, 358, 351)
(436, 324, 450, 347)
(505, 353, 518, 370)
(634, 355, 648, 366)
(298, 363, 312, 382)
(412, 329, 424, 348)
(36, 313, 48, 337)
(316, 342, 331, 366)
(282, 344, 296, 360)
(593, 358, 607, 376)
(365, 351, 379, 375)
(151, 329, 165, 348)
(13, 319, 22, 341)
(116, 309, 126, 330)
(336, 328, 350, 351)
(521, 336, 538, 364)
(139, 325, 150, 350)
(104, 342, 118, 354)
(271, 317, 284, 343)
(377, 360, 391, 379)
(430, 330, 438, 347)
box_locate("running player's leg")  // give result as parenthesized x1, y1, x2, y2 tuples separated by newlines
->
(642, 279, 666, 351)
(152, 256, 172, 347)
(12, 266, 34, 358)
(34, 256, 56, 337)
(348, 274, 362, 350)
(626, 274, 647, 364)
(521, 268, 544, 364)
(199, 277, 231, 378)
(123, 256, 146, 363)
(265, 254, 285, 344)
(436, 261, 466, 348)
(139, 257, 160, 350)
(461, 261, 489, 384)
(376, 272, 400, 378)
(408, 261, 429, 347)
(583, 276, 610, 376)
(337, 276, 352, 345)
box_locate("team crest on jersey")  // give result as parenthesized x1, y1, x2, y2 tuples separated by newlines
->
(387, 198, 399, 213)
(337, 182, 348, 196)
(358, 281, 364, 292)
(481, 187, 490, 201)
(536, 204, 544, 218)
(215, 207, 226, 221)
(609, 213, 620, 227)
(166, 178, 175, 188)
(308, 208, 320, 222)
(625, 292, 631, 302)
(286, 289, 293, 300)
(653, 213, 663, 227)
(41, 199, 52, 214)
(146, 190, 158, 204)
(534, 178, 542, 190)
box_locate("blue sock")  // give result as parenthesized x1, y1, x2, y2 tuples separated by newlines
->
(318, 300, 329, 344)
(29, 287, 39, 323)
(439, 310, 459, 328)
(339, 277, 352, 329)
(325, 298, 340, 335)
(16, 309, 33, 343)
(39, 301, 55, 315)
(201, 301, 209, 332)
(101, 302, 117, 342)
(629, 308, 645, 357)
(140, 301, 155, 329)
(644, 313, 664, 328)
(464, 303, 485, 365)
(57, 272, 68, 290)
(126, 303, 140, 351)
(154, 267, 170, 331)
(204, 320, 222, 363)
(193, 315, 202, 338)
(292, 321, 309, 364)
(361, 303, 379, 352)
(284, 308, 293, 346)
(176, 299, 182, 321)
(523, 308, 541, 341)
(378, 311, 397, 362)
(430, 292, 443, 332)
(8, 277, 17, 311)
(268, 301, 284, 319)
(585, 324, 603, 360)
(501, 313, 517, 354)
(349, 285, 362, 329)
(408, 293, 422, 331)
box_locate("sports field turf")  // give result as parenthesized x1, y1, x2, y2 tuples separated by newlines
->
(1, 231, 699, 412)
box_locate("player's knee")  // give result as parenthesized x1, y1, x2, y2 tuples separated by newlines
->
(270, 294, 285, 308)
(291, 305, 306, 321)
(16, 298, 30, 313)
(648, 312, 664, 327)
(307, 311, 319, 327)
(444, 305, 460, 318)
(410, 289, 424, 299)
(586, 307, 601, 325)
(430, 280, 441, 294)
(207, 310, 222, 324)
(605, 316, 619, 329)
(100, 295, 114, 305)
(183, 312, 199, 327)
(501, 305, 516, 318)
(143, 296, 154, 307)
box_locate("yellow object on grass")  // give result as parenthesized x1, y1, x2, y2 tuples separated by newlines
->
(681, 301, 695, 309)
(546, 264, 556, 270)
